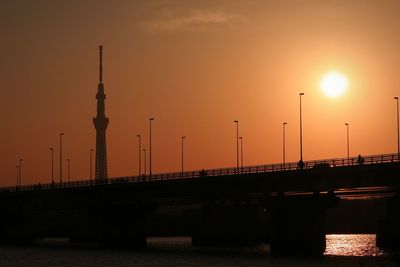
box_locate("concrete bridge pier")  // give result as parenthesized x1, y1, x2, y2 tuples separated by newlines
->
(69, 207, 100, 243)
(0, 198, 44, 244)
(192, 201, 268, 246)
(69, 202, 157, 248)
(98, 203, 149, 248)
(265, 194, 338, 255)
(377, 193, 400, 250)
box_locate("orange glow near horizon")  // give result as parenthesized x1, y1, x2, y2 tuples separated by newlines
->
(1, 1, 400, 187)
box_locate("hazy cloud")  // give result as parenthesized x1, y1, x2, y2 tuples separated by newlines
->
(141, 7, 242, 32)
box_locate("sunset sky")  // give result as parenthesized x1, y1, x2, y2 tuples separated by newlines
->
(1, 0, 400, 186)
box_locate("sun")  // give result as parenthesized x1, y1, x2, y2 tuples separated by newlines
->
(320, 72, 348, 98)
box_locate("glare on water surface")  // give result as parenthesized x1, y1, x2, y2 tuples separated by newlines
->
(324, 234, 385, 256)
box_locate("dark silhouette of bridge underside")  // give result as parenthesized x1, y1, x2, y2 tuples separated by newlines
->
(0, 152, 399, 254)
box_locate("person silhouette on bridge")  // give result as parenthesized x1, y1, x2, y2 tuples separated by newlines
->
(357, 155, 364, 165)
(298, 159, 304, 170)
(200, 169, 207, 176)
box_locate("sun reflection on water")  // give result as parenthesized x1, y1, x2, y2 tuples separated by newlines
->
(324, 234, 385, 256)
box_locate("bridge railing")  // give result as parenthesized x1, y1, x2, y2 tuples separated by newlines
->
(1, 152, 399, 193)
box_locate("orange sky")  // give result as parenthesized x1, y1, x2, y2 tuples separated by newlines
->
(1, 0, 400, 186)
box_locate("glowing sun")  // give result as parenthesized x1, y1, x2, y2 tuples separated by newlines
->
(320, 72, 348, 98)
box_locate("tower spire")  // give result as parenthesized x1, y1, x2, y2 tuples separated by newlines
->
(99, 45, 103, 84)
(93, 45, 109, 181)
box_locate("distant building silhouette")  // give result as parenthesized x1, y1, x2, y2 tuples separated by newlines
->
(93, 46, 109, 180)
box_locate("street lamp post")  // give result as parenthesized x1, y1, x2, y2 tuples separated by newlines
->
(59, 133, 64, 183)
(16, 165, 19, 188)
(149, 118, 154, 179)
(299, 93, 305, 165)
(67, 158, 70, 182)
(19, 159, 23, 187)
(283, 122, 287, 170)
(345, 123, 350, 162)
(239, 136, 243, 173)
(234, 120, 239, 173)
(395, 97, 399, 160)
(50, 147, 54, 184)
(181, 136, 186, 176)
(137, 134, 141, 177)
(143, 149, 147, 179)
(90, 148, 94, 183)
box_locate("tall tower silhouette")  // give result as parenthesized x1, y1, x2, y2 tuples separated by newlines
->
(93, 45, 109, 180)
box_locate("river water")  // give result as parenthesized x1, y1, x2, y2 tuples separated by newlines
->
(0, 234, 397, 266)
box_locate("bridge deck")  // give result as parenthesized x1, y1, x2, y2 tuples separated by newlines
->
(1, 152, 399, 194)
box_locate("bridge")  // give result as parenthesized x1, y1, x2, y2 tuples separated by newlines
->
(1, 152, 400, 255)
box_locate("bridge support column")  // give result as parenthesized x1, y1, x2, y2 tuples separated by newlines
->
(0, 199, 44, 244)
(69, 207, 100, 243)
(69, 202, 156, 248)
(192, 202, 268, 246)
(377, 193, 400, 251)
(265, 194, 338, 255)
(98, 204, 148, 248)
